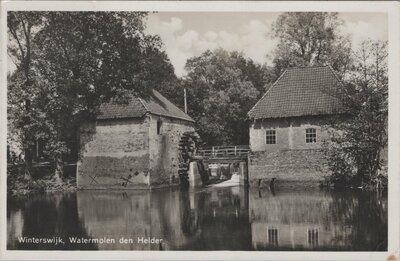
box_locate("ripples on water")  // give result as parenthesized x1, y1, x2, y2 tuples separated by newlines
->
(7, 186, 387, 251)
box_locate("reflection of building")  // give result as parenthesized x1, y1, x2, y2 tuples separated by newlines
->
(249, 188, 352, 250)
(247, 66, 347, 183)
(78, 90, 194, 189)
(76, 187, 251, 250)
(76, 190, 189, 250)
(7, 187, 388, 251)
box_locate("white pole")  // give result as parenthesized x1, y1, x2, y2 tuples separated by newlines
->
(184, 88, 188, 114)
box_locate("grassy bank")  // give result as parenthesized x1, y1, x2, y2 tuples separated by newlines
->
(7, 163, 77, 196)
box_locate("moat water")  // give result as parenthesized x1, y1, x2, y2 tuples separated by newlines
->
(7, 186, 387, 251)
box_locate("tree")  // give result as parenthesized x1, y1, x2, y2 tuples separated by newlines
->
(7, 12, 46, 178)
(182, 49, 266, 146)
(8, 12, 177, 182)
(271, 12, 352, 77)
(324, 40, 388, 189)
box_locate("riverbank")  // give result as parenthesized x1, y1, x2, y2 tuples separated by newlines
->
(7, 163, 77, 197)
(7, 176, 77, 197)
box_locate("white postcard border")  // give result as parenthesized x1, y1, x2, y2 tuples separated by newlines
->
(1, 1, 399, 260)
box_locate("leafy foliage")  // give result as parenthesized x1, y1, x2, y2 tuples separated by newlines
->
(8, 12, 177, 180)
(182, 49, 271, 145)
(323, 40, 388, 188)
(271, 12, 352, 77)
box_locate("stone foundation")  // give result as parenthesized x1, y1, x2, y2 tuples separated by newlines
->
(248, 149, 329, 186)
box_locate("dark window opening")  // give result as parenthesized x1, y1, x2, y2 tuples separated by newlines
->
(268, 227, 279, 246)
(308, 228, 319, 246)
(266, 130, 276, 144)
(306, 128, 317, 143)
(157, 120, 162, 135)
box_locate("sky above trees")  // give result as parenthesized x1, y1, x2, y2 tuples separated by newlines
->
(7, 12, 387, 77)
(145, 12, 388, 76)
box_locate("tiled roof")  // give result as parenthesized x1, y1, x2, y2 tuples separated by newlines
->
(248, 66, 346, 120)
(97, 90, 194, 122)
(97, 95, 147, 120)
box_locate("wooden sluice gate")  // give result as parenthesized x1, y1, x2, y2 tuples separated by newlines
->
(178, 137, 250, 188)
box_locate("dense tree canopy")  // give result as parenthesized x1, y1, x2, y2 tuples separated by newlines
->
(182, 49, 270, 146)
(271, 12, 352, 77)
(8, 11, 177, 180)
(324, 40, 388, 188)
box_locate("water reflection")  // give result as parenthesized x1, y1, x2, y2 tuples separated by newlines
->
(7, 187, 387, 251)
(250, 188, 387, 251)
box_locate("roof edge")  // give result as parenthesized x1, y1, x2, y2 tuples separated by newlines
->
(327, 65, 348, 94)
(251, 111, 350, 121)
(149, 112, 195, 123)
(138, 97, 150, 112)
(150, 90, 195, 122)
(248, 69, 288, 119)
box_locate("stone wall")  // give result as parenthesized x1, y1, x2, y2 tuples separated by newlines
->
(77, 118, 151, 189)
(77, 114, 194, 189)
(249, 116, 334, 152)
(248, 149, 328, 186)
(148, 115, 194, 187)
(248, 116, 339, 186)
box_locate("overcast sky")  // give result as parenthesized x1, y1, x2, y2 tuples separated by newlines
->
(145, 12, 388, 77)
(7, 12, 388, 77)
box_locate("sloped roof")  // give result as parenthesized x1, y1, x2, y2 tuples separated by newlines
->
(248, 66, 346, 120)
(97, 90, 194, 122)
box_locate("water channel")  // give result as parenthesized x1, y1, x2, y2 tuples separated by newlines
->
(7, 186, 387, 251)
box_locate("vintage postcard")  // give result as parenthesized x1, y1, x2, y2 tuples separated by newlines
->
(1, 1, 399, 260)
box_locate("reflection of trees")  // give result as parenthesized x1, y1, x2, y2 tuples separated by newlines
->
(12, 193, 96, 250)
(179, 188, 251, 250)
(249, 188, 387, 251)
(179, 191, 200, 237)
(328, 190, 388, 251)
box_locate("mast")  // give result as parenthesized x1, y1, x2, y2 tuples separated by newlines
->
(184, 88, 188, 113)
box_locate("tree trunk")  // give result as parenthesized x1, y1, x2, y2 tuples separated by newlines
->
(24, 147, 32, 180)
(53, 153, 64, 184)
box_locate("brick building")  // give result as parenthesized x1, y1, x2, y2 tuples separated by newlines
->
(77, 90, 194, 189)
(247, 66, 347, 185)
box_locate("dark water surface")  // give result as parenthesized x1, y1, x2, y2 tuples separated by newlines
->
(7, 186, 387, 251)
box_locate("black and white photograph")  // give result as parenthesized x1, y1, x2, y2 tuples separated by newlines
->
(1, 1, 399, 260)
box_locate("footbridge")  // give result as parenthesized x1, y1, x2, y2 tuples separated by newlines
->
(190, 145, 250, 187)
(178, 131, 250, 187)
(195, 145, 250, 162)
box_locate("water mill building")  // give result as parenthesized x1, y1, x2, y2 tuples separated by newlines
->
(77, 90, 194, 189)
(247, 66, 347, 185)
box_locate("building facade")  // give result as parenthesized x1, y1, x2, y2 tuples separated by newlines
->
(77, 90, 194, 189)
(247, 66, 347, 185)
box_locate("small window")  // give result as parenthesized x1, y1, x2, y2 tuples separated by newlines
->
(268, 227, 279, 246)
(305, 128, 317, 143)
(308, 228, 319, 246)
(157, 120, 162, 135)
(265, 130, 276, 144)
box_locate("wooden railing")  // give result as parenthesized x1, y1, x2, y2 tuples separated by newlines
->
(196, 145, 250, 158)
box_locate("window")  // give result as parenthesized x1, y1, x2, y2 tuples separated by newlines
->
(265, 130, 276, 144)
(268, 227, 279, 246)
(305, 128, 317, 143)
(307, 228, 319, 246)
(157, 120, 162, 135)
